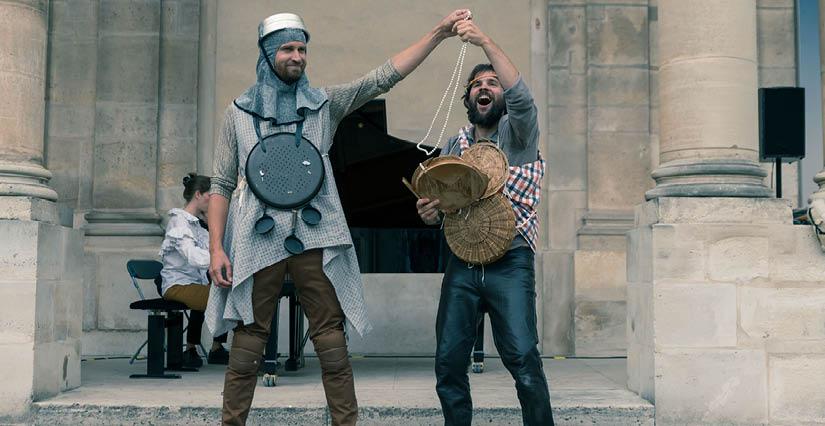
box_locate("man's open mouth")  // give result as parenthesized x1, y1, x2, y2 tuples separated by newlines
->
(477, 94, 492, 106)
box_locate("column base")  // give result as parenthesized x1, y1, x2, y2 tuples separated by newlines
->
(0, 162, 58, 201)
(627, 197, 825, 425)
(84, 210, 163, 236)
(0, 217, 83, 418)
(646, 158, 772, 200)
(574, 210, 634, 356)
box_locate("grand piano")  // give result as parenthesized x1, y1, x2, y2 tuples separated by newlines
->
(329, 99, 449, 273)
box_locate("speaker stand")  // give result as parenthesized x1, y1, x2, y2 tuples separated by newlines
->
(775, 157, 782, 199)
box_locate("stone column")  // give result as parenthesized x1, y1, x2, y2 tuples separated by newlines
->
(627, 1, 825, 424)
(645, 0, 770, 199)
(813, 0, 825, 203)
(0, 0, 83, 419)
(84, 0, 163, 236)
(0, 0, 57, 202)
(81, 0, 164, 356)
(157, 0, 200, 220)
(543, 0, 588, 356)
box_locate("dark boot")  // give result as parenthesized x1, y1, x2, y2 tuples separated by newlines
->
(182, 347, 203, 369)
(208, 346, 230, 365)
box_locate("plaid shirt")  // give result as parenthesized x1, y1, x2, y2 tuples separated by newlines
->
(456, 125, 545, 252)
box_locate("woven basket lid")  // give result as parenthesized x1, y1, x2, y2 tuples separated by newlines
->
(444, 193, 515, 265)
(460, 142, 509, 199)
(412, 156, 489, 213)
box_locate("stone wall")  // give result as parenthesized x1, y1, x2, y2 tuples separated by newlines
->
(0, 0, 84, 419)
(46, 0, 202, 355)
(627, 198, 825, 424)
(548, 0, 654, 356)
(36, 0, 807, 362)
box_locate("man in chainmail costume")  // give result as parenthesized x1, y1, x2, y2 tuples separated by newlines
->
(206, 10, 471, 426)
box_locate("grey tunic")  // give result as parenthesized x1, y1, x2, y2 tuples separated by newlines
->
(206, 61, 403, 337)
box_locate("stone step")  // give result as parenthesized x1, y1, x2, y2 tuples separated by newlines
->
(32, 403, 654, 425)
(30, 357, 653, 425)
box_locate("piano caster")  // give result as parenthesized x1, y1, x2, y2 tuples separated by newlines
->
(471, 362, 484, 374)
(262, 373, 279, 387)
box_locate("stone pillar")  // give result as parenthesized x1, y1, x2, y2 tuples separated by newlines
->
(85, 0, 162, 236)
(813, 0, 825, 203)
(543, 0, 588, 355)
(0, 0, 83, 419)
(197, 0, 217, 175)
(157, 0, 200, 220)
(0, 0, 57, 201)
(573, 2, 651, 356)
(45, 0, 98, 227)
(628, 1, 825, 424)
(645, 0, 770, 199)
(81, 0, 165, 356)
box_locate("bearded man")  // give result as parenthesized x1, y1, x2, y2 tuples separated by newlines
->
(206, 10, 471, 426)
(415, 19, 554, 426)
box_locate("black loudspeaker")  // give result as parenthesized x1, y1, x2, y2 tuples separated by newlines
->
(759, 87, 805, 161)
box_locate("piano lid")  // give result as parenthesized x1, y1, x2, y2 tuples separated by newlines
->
(330, 99, 441, 228)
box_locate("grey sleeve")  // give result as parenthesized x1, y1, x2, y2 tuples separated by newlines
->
(502, 76, 539, 150)
(326, 60, 404, 126)
(210, 105, 238, 199)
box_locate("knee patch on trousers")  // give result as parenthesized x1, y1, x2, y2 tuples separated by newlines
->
(227, 346, 260, 376)
(317, 347, 350, 371)
(312, 328, 346, 353)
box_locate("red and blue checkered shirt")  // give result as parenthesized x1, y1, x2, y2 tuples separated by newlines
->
(456, 125, 545, 252)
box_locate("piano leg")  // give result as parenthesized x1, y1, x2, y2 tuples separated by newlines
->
(472, 313, 485, 374)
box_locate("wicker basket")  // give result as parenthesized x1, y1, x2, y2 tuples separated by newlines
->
(444, 193, 515, 265)
(460, 142, 509, 199)
(412, 156, 489, 213)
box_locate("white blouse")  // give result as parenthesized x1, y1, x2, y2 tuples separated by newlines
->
(159, 208, 210, 295)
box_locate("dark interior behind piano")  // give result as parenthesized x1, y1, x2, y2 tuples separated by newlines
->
(330, 99, 448, 273)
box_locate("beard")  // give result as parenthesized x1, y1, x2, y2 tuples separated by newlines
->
(275, 62, 304, 84)
(467, 95, 506, 128)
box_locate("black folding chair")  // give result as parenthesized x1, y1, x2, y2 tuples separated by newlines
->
(126, 259, 201, 378)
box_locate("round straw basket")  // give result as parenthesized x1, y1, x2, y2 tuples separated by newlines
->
(413, 155, 488, 213)
(460, 142, 509, 199)
(444, 193, 515, 265)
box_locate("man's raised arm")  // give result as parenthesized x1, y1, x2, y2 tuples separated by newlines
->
(391, 9, 470, 78)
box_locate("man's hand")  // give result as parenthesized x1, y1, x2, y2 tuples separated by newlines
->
(210, 249, 233, 288)
(416, 198, 442, 225)
(454, 20, 490, 47)
(391, 9, 471, 78)
(438, 9, 471, 38)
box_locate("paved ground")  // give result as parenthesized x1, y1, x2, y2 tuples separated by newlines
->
(31, 356, 653, 425)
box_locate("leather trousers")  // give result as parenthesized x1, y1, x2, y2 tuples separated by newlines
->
(435, 247, 554, 426)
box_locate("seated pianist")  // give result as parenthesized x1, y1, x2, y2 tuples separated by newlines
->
(159, 173, 230, 368)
